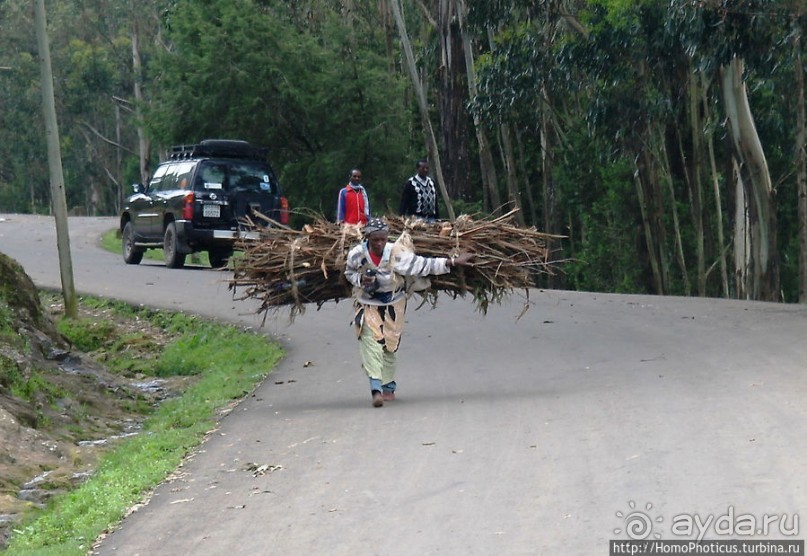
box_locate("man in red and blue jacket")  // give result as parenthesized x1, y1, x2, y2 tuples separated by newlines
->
(336, 168, 370, 225)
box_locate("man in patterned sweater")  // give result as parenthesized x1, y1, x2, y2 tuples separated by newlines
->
(344, 218, 473, 407)
(399, 159, 439, 222)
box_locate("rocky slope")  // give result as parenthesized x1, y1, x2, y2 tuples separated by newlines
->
(0, 252, 177, 547)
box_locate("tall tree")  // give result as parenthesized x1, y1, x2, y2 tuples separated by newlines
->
(721, 57, 778, 300)
(796, 20, 807, 302)
(456, 0, 501, 213)
(435, 0, 472, 200)
(389, 0, 455, 220)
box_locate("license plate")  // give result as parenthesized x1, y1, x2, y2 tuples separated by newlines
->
(203, 204, 220, 218)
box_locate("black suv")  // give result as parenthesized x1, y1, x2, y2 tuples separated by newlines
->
(120, 139, 288, 268)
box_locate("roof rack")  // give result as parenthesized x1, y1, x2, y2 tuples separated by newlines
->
(168, 139, 269, 161)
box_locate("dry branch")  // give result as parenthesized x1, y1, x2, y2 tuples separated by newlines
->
(229, 211, 564, 319)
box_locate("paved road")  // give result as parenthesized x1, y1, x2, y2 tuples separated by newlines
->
(1, 214, 806, 555)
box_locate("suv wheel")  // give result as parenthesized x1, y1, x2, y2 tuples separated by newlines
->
(122, 222, 144, 264)
(163, 222, 186, 268)
(208, 247, 233, 269)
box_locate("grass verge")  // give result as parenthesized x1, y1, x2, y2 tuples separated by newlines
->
(4, 297, 283, 555)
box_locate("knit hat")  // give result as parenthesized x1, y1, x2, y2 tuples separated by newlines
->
(364, 217, 388, 235)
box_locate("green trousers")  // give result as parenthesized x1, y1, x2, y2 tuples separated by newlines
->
(359, 325, 397, 390)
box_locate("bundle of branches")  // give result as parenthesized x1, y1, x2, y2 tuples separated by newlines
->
(229, 210, 563, 320)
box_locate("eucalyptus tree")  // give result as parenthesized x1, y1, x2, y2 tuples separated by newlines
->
(34, 0, 77, 318)
(470, 0, 803, 300)
(468, 1, 589, 230)
(389, 0, 455, 220)
(670, 0, 805, 301)
(0, 1, 53, 213)
(470, 1, 676, 290)
(690, 1, 778, 301)
(390, 0, 473, 204)
(434, 0, 473, 202)
(0, 0, 156, 216)
(456, 0, 501, 215)
(55, 0, 144, 215)
(796, 18, 807, 302)
(388, 0, 535, 220)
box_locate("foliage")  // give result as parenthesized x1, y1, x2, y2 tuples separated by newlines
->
(556, 131, 648, 292)
(56, 318, 116, 352)
(470, 0, 805, 300)
(0, 353, 24, 392)
(9, 372, 67, 409)
(147, 0, 411, 220)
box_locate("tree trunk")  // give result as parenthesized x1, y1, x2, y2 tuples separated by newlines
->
(35, 0, 77, 319)
(687, 68, 706, 296)
(733, 158, 750, 299)
(341, 0, 356, 27)
(390, 0, 455, 221)
(659, 128, 690, 296)
(132, 6, 150, 185)
(634, 161, 664, 294)
(485, 29, 523, 224)
(794, 25, 807, 303)
(498, 124, 526, 226)
(456, 0, 501, 213)
(639, 147, 670, 293)
(437, 0, 472, 200)
(115, 103, 123, 214)
(378, 0, 397, 70)
(538, 92, 560, 288)
(540, 88, 561, 236)
(516, 128, 538, 226)
(701, 73, 730, 298)
(720, 57, 779, 301)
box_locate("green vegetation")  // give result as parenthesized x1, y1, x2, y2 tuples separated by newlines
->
(0, 302, 21, 346)
(99, 229, 120, 257)
(56, 318, 116, 352)
(4, 297, 283, 555)
(0, 353, 24, 393)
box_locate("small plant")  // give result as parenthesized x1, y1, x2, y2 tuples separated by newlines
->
(0, 302, 23, 347)
(9, 371, 67, 410)
(0, 353, 24, 391)
(56, 318, 116, 353)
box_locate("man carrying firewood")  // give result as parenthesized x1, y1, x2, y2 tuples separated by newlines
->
(344, 217, 473, 407)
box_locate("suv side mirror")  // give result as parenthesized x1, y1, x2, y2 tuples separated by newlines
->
(131, 183, 143, 194)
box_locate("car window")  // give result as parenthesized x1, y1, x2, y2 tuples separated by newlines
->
(174, 161, 196, 190)
(152, 163, 181, 193)
(196, 162, 227, 191)
(228, 161, 279, 194)
(149, 164, 169, 191)
(194, 160, 279, 194)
